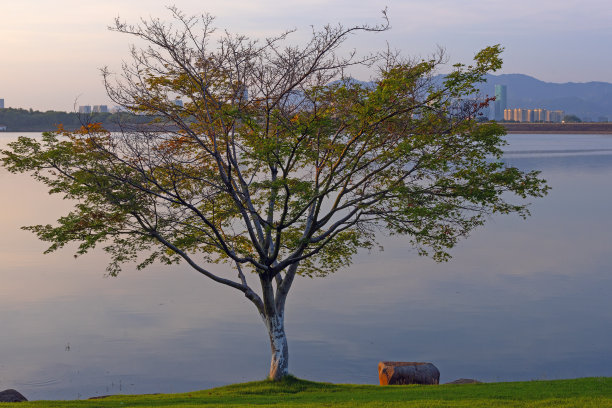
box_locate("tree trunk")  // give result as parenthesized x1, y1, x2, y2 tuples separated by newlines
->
(259, 273, 289, 380)
(266, 313, 289, 380)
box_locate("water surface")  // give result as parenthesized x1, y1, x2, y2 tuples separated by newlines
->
(1, 132, 611, 399)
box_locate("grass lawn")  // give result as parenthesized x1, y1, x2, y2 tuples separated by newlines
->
(4, 376, 611, 407)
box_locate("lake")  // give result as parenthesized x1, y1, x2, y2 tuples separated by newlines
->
(1, 132, 611, 400)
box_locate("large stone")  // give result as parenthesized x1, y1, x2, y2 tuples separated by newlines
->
(378, 361, 440, 385)
(0, 389, 28, 402)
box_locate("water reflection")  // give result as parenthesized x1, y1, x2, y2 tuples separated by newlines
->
(1, 133, 611, 399)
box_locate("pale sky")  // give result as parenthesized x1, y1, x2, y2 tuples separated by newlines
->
(2, 0, 612, 111)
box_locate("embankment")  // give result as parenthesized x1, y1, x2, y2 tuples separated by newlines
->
(502, 122, 612, 134)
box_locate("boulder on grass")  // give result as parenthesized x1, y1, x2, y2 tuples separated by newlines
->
(378, 361, 440, 385)
(0, 389, 28, 402)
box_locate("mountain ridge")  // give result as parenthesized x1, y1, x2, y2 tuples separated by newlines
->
(476, 74, 612, 120)
(342, 74, 612, 121)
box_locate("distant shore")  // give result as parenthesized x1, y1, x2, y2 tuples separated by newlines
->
(4, 122, 612, 134)
(502, 122, 612, 134)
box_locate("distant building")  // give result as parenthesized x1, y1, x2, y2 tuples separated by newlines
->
(494, 84, 507, 121)
(173, 99, 184, 107)
(449, 97, 488, 119)
(236, 85, 248, 103)
(547, 110, 564, 123)
(503, 108, 566, 123)
(0, 98, 4, 109)
(511, 108, 529, 122)
(79, 105, 92, 114)
(92, 105, 109, 113)
(0, 124, 7, 131)
(531, 109, 546, 122)
(110, 105, 128, 113)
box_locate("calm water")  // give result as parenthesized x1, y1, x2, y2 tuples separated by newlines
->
(1, 132, 611, 400)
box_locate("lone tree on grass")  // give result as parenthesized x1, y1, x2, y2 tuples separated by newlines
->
(2, 8, 548, 380)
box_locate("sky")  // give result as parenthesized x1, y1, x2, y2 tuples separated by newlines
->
(2, 0, 612, 112)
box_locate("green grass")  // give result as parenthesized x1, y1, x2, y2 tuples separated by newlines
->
(4, 376, 612, 407)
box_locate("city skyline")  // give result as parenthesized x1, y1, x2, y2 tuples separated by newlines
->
(2, 0, 612, 111)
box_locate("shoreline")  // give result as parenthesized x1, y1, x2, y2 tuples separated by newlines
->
(501, 122, 612, 134)
(4, 377, 611, 405)
(5, 125, 612, 135)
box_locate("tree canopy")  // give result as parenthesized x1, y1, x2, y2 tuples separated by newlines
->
(563, 114, 582, 123)
(2, 8, 548, 380)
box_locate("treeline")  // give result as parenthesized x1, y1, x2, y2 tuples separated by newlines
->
(0, 108, 154, 132)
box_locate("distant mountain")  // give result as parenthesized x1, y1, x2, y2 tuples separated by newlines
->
(477, 74, 612, 121)
(341, 74, 612, 121)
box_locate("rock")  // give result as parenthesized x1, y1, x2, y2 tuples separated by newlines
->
(0, 389, 28, 402)
(445, 378, 482, 384)
(378, 361, 440, 385)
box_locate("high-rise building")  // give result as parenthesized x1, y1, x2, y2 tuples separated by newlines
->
(547, 110, 564, 123)
(504, 109, 513, 121)
(0, 99, 4, 109)
(531, 109, 546, 122)
(503, 107, 566, 123)
(79, 105, 92, 114)
(512, 108, 529, 122)
(92, 105, 109, 113)
(494, 84, 507, 121)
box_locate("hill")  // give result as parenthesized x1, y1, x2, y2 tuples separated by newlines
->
(337, 75, 612, 122)
(478, 74, 612, 121)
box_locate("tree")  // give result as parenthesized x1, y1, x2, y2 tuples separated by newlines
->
(0, 107, 144, 132)
(2, 8, 548, 381)
(563, 114, 582, 123)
